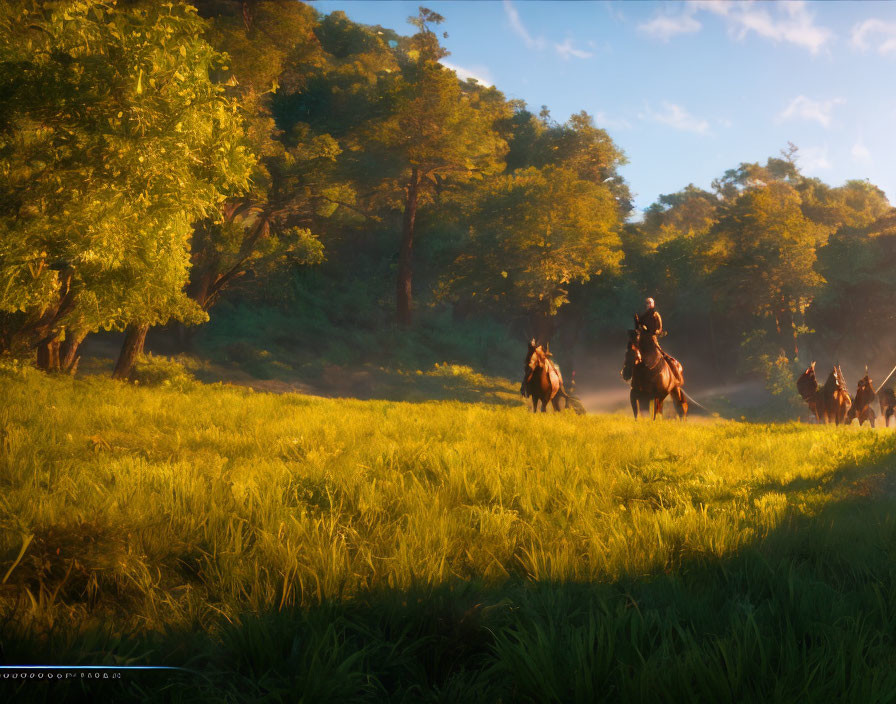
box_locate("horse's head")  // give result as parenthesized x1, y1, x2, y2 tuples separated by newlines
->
(796, 361, 818, 400)
(622, 328, 641, 381)
(824, 364, 847, 393)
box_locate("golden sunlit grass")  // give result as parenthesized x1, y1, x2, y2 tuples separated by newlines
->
(2, 364, 896, 702)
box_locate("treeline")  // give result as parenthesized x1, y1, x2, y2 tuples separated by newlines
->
(1, 1, 893, 390)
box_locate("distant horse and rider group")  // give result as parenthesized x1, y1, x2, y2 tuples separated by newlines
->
(797, 361, 896, 428)
(523, 296, 895, 427)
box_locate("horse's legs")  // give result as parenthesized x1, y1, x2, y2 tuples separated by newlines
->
(671, 387, 688, 420)
(630, 390, 639, 418)
(540, 399, 547, 413)
(551, 395, 562, 412)
(531, 396, 538, 413)
(653, 397, 664, 420)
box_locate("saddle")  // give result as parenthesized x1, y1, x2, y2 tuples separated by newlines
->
(658, 348, 683, 385)
(545, 358, 563, 392)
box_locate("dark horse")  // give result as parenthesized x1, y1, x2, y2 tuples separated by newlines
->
(621, 325, 688, 420)
(796, 362, 851, 425)
(523, 340, 576, 413)
(846, 370, 876, 427)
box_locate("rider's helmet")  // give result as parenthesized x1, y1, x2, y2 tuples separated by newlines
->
(645, 297, 655, 309)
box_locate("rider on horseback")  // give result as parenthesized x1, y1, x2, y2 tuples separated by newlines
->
(636, 297, 663, 337)
(521, 338, 563, 398)
(636, 298, 682, 384)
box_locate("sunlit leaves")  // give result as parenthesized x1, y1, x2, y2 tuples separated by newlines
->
(452, 166, 622, 317)
(0, 0, 255, 341)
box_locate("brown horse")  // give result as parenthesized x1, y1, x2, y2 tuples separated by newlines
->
(621, 326, 688, 420)
(796, 362, 851, 425)
(523, 341, 571, 413)
(879, 387, 896, 428)
(846, 370, 876, 427)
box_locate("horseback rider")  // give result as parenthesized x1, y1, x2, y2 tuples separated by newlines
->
(636, 297, 664, 338)
(521, 338, 563, 398)
(635, 297, 682, 383)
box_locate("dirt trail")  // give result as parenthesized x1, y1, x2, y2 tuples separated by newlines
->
(576, 380, 768, 415)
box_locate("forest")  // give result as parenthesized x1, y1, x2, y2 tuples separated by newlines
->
(2, 0, 894, 414)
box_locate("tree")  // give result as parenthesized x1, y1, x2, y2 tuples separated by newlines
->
(642, 185, 719, 247)
(809, 207, 896, 359)
(705, 181, 828, 357)
(184, 0, 331, 317)
(362, 7, 508, 325)
(448, 165, 622, 342)
(0, 0, 254, 374)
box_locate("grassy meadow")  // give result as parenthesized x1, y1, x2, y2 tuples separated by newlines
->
(3, 362, 896, 702)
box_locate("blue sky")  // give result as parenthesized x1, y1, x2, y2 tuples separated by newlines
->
(311, 1, 896, 215)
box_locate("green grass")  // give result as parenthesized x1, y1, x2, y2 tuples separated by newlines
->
(2, 364, 896, 701)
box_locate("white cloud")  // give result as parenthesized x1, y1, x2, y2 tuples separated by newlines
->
(504, 1, 592, 60)
(503, 0, 546, 50)
(639, 0, 833, 54)
(851, 140, 872, 164)
(851, 19, 896, 55)
(778, 95, 844, 128)
(798, 145, 832, 173)
(706, 0, 832, 53)
(641, 102, 710, 134)
(638, 12, 702, 41)
(555, 38, 593, 60)
(440, 61, 494, 87)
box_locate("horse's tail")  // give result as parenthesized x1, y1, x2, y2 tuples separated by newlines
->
(557, 383, 586, 415)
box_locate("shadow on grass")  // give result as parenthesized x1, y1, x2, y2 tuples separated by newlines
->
(4, 451, 896, 703)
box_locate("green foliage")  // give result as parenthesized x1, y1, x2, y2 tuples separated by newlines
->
(185, 1, 335, 311)
(197, 290, 523, 388)
(707, 182, 827, 319)
(449, 165, 622, 317)
(503, 107, 632, 216)
(129, 353, 198, 388)
(739, 329, 804, 417)
(0, 0, 254, 351)
(642, 184, 719, 246)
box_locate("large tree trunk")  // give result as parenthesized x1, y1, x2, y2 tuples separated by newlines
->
(532, 311, 555, 347)
(112, 323, 150, 380)
(60, 329, 87, 375)
(36, 336, 61, 371)
(188, 266, 216, 312)
(396, 169, 420, 326)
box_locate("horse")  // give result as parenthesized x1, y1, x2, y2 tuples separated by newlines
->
(621, 325, 688, 420)
(846, 370, 876, 427)
(796, 362, 851, 425)
(522, 340, 578, 413)
(796, 362, 823, 421)
(879, 387, 896, 428)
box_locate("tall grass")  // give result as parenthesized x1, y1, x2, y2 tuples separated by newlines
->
(2, 365, 896, 701)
